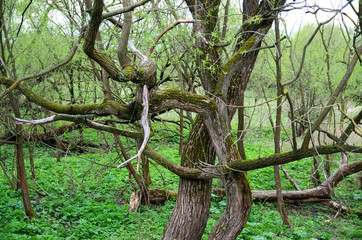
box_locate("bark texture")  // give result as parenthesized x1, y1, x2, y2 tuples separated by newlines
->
(162, 119, 215, 240)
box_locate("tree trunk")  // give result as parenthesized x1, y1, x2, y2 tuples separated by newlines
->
(9, 93, 35, 219)
(273, 16, 292, 226)
(162, 118, 215, 240)
(207, 172, 252, 239)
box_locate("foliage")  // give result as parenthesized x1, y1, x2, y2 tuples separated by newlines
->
(1, 124, 361, 239)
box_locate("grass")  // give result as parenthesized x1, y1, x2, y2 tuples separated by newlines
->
(0, 120, 361, 239)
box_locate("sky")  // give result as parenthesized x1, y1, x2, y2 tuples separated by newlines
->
(281, 0, 359, 34)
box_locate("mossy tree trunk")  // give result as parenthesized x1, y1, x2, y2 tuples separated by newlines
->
(162, 118, 215, 240)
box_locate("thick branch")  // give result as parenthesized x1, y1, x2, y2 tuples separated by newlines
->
(83, 0, 143, 83)
(118, 0, 132, 67)
(229, 145, 361, 171)
(143, 145, 214, 180)
(340, 110, 362, 142)
(13, 114, 143, 139)
(0, 75, 140, 120)
(102, 0, 152, 19)
(150, 89, 217, 114)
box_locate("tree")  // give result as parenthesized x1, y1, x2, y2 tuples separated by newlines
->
(0, 0, 361, 239)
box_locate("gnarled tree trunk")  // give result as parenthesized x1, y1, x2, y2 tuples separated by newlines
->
(162, 119, 215, 240)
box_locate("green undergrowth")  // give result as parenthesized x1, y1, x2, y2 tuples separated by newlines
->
(0, 123, 361, 239)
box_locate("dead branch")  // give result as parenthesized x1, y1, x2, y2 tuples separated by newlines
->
(118, 85, 150, 168)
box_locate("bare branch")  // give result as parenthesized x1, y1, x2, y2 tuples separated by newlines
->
(13, 114, 143, 139)
(16, 0, 33, 36)
(118, 85, 150, 168)
(301, 44, 362, 150)
(127, 40, 147, 63)
(102, 0, 152, 19)
(143, 145, 214, 179)
(148, 20, 195, 56)
(282, 1, 352, 86)
(118, 0, 132, 67)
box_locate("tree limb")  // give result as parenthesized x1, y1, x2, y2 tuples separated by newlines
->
(143, 145, 214, 180)
(12, 114, 143, 139)
(148, 19, 195, 56)
(229, 145, 361, 171)
(102, 0, 152, 19)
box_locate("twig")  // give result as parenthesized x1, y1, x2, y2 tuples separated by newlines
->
(282, 1, 351, 86)
(285, 90, 297, 152)
(16, 0, 33, 37)
(281, 165, 301, 191)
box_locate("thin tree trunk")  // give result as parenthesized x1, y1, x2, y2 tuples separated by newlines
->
(237, 94, 247, 160)
(179, 110, 184, 155)
(26, 141, 36, 179)
(274, 17, 292, 226)
(9, 93, 35, 219)
(312, 155, 321, 187)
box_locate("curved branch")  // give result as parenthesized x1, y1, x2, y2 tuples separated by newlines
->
(143, 145, 214, 179)
(0, 75, 141, 120)
(148, 20, 195, 56)
(83, 0, 143, 84)
(150, 89, 217, 114)
(128, 40, 147, 63)
(229, 145, 362, 171)
(83, 0, 121, 80)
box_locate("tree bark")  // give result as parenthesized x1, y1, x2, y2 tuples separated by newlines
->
(9, 93, 35, 219)
(162, 118, 215, 240)
(274, 16, 292, 226)
(207, 172, 252, 240)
